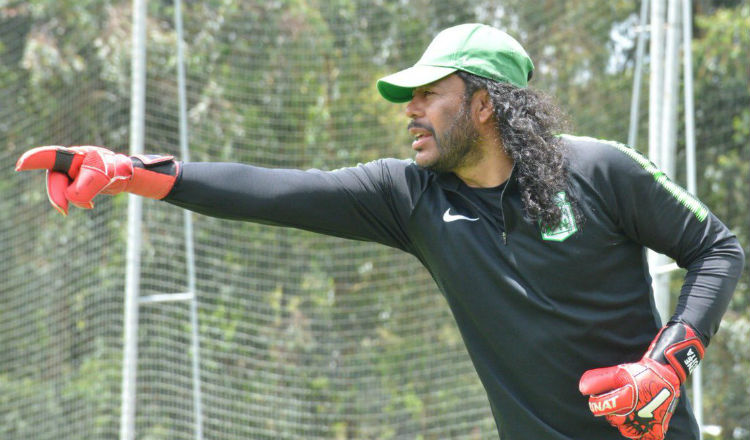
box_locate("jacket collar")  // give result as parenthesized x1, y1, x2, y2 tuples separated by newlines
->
(435, 165, 518, 193)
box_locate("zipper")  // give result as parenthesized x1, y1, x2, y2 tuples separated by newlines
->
(497, 166, 514, 245)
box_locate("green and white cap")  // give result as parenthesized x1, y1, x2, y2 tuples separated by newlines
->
(377, 23, 534, 103)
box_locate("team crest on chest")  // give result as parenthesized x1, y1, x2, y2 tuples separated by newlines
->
(541, 191, 577, 242)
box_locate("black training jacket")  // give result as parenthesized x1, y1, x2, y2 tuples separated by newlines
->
(165, 135, 744, 439)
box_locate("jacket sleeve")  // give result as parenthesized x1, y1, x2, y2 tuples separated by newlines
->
(597, 140, 745, 345)
(163, 159, 419, 252)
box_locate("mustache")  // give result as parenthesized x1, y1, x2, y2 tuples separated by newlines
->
(407, 121, 435, 136)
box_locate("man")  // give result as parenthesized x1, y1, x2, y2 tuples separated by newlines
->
(16, 23, 744, 439)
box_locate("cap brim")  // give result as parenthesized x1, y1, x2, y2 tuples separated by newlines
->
(377, 64, 457, 103)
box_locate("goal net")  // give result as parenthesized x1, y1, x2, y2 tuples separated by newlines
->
(2, 1, 747, 439)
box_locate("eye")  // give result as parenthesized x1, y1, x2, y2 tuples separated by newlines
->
(411, 88, 435, 100)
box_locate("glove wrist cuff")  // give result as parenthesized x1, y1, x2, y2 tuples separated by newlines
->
(125, 155, 179, 199)
(646, 323, 705, 384)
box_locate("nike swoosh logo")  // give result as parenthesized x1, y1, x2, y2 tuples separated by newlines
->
(442, 208, 479, 223)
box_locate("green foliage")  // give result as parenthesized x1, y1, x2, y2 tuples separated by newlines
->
(1, 1, 748, 439)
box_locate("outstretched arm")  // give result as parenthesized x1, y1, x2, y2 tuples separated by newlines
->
(164, 160, 415, 250)
(16, 145, 417, 251)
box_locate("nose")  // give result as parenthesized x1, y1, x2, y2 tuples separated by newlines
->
(405, 96, 422, 119)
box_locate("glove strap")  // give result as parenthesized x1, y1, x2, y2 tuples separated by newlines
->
(125, 154, 179, 199)
(645, 322, 706, 384)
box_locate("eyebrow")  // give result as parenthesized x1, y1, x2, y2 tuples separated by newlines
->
(414, 82, 440, 94)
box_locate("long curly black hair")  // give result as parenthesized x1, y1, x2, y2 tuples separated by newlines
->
(456, 70, 579, 231)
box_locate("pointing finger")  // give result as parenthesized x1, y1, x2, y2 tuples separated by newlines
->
(16, 146, 84, 178)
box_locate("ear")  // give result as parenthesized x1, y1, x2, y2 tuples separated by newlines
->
(471, 89, 494, 125)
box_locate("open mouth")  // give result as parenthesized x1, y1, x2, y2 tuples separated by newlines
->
(408, 122, 435, 150)
(412, 132, 433, 149)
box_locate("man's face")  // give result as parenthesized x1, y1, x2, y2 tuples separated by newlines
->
(406, 74, 480, 172)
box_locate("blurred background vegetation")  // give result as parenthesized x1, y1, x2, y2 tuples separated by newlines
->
(1, 0, 747, 439)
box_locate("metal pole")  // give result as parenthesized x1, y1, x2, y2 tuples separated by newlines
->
(174, 0, 204, 438)
(681, 0, 702, 435)
(649, 0, 665, 167)
(648, 0, 671, 324)
(628, 0, 650, 148)
(120, 0, 147, 438)
(683, 0, 697, 196)
(661, 0, 681, 177)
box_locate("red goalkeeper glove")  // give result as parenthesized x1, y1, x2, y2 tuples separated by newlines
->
(16, 145, 178, 216)
(579, 322, 705, 440)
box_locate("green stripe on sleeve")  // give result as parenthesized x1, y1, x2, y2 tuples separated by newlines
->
(561, 135, 709, 222)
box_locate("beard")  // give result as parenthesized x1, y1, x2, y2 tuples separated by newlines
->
(419, 102, 482, 173)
